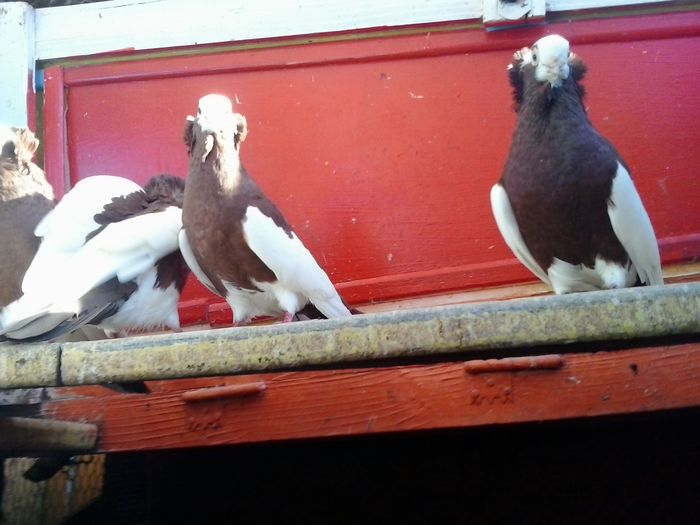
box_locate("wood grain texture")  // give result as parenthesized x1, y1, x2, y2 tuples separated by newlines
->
(41, 342, 700, 453)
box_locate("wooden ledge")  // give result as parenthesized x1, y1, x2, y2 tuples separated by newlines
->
(1, 283, 699, 388)
(41, 342, 700, 453)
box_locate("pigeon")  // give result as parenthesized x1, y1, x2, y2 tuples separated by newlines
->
(490, 34, 663, 294)
(180, 94, 352, 324)
(0, 125, 55, 309)
(0, 174, 189, 341)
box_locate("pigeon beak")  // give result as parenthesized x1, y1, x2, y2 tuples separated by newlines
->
(539, 60, 570, 87)
(545, 61, 569, 79)
(199, 113, 235, 137)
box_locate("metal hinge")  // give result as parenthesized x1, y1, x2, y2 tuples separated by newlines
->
(464, 354, 563, 406)
(483, 0, 546, 28)
(464, 354, 564, 374)
(182, 381, 267, 433)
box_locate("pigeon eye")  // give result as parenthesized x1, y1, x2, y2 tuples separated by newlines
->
(531, 53, 538, 63)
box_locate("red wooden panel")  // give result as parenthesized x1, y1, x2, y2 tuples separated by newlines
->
(42, 13, 700, 323)
(41, 342, 700, 453)
(43, 67, 67, 199)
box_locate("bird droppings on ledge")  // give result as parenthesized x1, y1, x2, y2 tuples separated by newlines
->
(0, 283, 699, 389)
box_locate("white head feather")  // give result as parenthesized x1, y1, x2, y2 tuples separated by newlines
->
(522, 34, 571, 87)
(197, 94, 237, 135)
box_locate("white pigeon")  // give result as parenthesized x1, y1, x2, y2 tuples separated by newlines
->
(0, 174, 189, 341)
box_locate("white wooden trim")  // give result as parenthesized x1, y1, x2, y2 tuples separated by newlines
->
(34, 0, 483, 61)
(0, 2, 35, 127)
(547, 0, 673, 11)
(31, 0, 681, 62)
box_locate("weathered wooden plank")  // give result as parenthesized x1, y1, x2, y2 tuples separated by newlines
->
(57, 283, 700, 386)
(0, 343, 61, 389)
(0, 417, 97, 453)
(42, 342, 700, 453)
(356, 261, 700, 314)
(1, 283, 699, 389)
(0, 388, 45, 406)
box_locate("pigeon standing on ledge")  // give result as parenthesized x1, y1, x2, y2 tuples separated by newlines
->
(0, 125, 55, 309)
(180, 94, 352, 324)
(0, 174, 189, 341)
(491, 35, 663, 294)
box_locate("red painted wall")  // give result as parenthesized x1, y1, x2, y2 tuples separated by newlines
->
(42, 13, 700, 324)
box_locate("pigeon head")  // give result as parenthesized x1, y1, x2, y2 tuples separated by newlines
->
(143, 173, 185, 207)
(183, 94, 248, 163)
(197, 94, 236, 136)
(0, 125, 40, 174)
(529, 35, 571, 87)
(508, 34, 587, 112)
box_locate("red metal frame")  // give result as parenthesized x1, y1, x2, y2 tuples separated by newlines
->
(41, 12, 700, 325)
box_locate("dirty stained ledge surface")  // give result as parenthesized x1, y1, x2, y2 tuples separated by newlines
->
(0, 283, 698, 389)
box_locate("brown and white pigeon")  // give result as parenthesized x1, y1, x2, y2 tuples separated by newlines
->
(180, 94, 352, 324)
(490, 35, 663, 294)
(0, 174, 189, 341)
(0, 125, 55, 309)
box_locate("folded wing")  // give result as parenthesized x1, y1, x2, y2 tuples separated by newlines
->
(607, 163, 663, 287)
(242, 206, 350, 318)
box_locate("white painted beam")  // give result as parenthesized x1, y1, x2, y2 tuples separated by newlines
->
(30, 0, 680, 63)
(0, 2, 35, 128)
(35, 0, 483, 61)
(548, 0, 673, 11)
